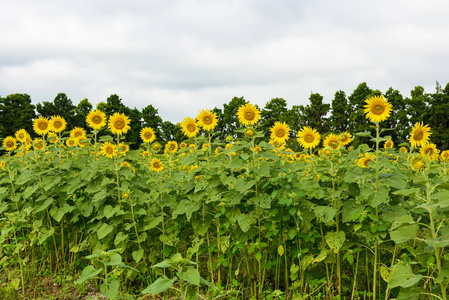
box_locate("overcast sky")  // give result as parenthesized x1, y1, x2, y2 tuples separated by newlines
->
(1, 0, 448, 122)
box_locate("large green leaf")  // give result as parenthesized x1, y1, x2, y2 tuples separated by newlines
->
(177, 266, 200, 286)
(325, 231, 346, 253)
(388, 265, 422, 289)
(141, 276, 177, 295)
(74, 265, 102, 284)
(100, 279, 120, 299)
(97, 223, 114, 240)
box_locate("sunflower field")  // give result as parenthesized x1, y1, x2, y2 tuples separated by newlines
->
(1, 96, 449, 299)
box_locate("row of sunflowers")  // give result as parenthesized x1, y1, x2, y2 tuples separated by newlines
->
(1, 95, 449, 299)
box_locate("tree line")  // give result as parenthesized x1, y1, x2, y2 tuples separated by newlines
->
(1, 81, 449, 150)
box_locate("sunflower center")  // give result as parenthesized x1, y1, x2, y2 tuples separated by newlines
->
(364, 158, 372, 167)
(276, 129, 285, 137)
(39, 122, 47, 130)
(425, 148, 433, 155)
(75, 132, 82, 137)
(114, 120, 125, 129)
(413, 160, 423, 169)
(153, 145, 160, 150)
(106, 147, 113, 154)
(187, 124, 195, 132)
(54, 121, 62, 129)
(153, 162, 160, 168)
(93, 116, 102, 124)
(144, 132, 152, 139)
(6, 141, 14, 148)
(305, 134, 314, 142)
(203, 116, 212, 125)
(414, 130, 423, 140)
(170, 145, 176, 150)
(18, 133, 25, 139)
(373, 104, 385, 115)
(330, 141, 339, 149)
(245, 111, 255, 120)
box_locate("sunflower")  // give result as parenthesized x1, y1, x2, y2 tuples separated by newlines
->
(118, 143, 130, 156)
(48, 132, 59, 144)
(33, 116, 50, 135)
(323, 133, 340, 150)
(270, 122, 291, 144)
(363, 95, 393, 123)
(409, 122, 432, 148)
(0, 160, 5, 170)
(108, 113, 131, 135)
(237, 103, 260, 126)
(254, 146, 262, 153)
(33, 139, 45, 150)
(357, 153, 376, 168)
(100, 142, 118, 159)
(49, 115, 67, 133)
(420, 143, 439, 161)
(181, 117, 200, 138)
(165, 141, 178, 153)
(141, 150, 152, 157)
(322, 148, 333, 157)
(15, 129, 29, 143)
(122, 161, 130, 168)
(196, 109, 218, 131)
(179, 142, 188, 150)
(150, 157, 164, 172)
(66, 138, 77, 147)
(410, 155, 427, 171)
(86, 109, 107, 130)
(76, 137, 89, 147)
(152, 142, 161, 152)
(440, 150, 449, 162)
(70, 127, 86, 139)
(384, 140, 394, 150)
(140, 127, 156, 143)
(3, 136, 17, 151)
(245, 128, 255, 138)
(297, 127, 321, 149)
(339, 132, 353, 146)
(399, 147, 408, 154)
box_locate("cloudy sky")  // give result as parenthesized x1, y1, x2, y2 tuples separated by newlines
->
(1, 0, 448, 122)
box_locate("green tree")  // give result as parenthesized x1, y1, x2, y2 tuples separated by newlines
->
(36, 93, 76, 130)
(348, 83, 373, 136)
(330, 91, 350, 133)
(73, 98, 93, 128)
(298, 93, 330, 133)
(405, 86, 429, 126)
(0, 93, 36, 137)
(160, 121, 183, 143)
(427, 82, 449, 149)
(260, 98, 288, 136)
(383, 88, 408, 144)
(141, 105, 163, 140)
(219, 97, 248, 138)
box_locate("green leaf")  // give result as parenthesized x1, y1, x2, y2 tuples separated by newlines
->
(388, 265, 422, 289)
(35, 197, 54, 213)
(100, 279, 120, 299)
(105, 253, 122, 266)
(253, 195, 271, 209)
(325, 231, 346, 253)
(237, 213, 255, 232)
(390, 215, 418, 244)
(132, 248, 144, 263)
(103, 205, 120, 219)
(393, 188, 420, 197)
(97, 223, 114, 240)
(177, 266, 200, 286)
(74, 265, 102, 284)
(355, 131, 372, 137)
(141, 276, 177, 295)
(313, 206, 337, 223)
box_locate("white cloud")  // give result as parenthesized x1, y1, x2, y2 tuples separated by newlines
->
(1, 0, 448, 123)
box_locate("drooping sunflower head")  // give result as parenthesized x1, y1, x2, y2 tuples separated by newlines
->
(363, 95, 393, 123)
(270, 121, 291, 144)
(196, 109, 218, 131)
(70, 127, 86, 139)
(440, 150, 449, 162)
(165, 141, 178, 153)
(410, 154, 428, 172)
(15, 129, 29, 143)
(100, 141, 118, 159)
(409, 122, 432, 148)
(323, 133, 340, 150)
(150, 157, 164, 173)
(237, 103, 260, 126)
(339, 132, 353, 146)
(49, 115, 67, 133)
(33, 116, 50, 135)
(399, 147, 408, 154)
(33, 139, 45, 150)
(140, 127, 156, 143)
(181, 117, 200, 138)
(384, 140, 394, 150)
(420, 143, 440, 161)
(48, 132, 59, 144)
(3, 136, 18, 151)
(118, 143, 130, 156)
(86, 109, 107, 130)
(245, 128, 255, 138)
(122, 161, 130, 168)
(357, 153, 376, 168)
(108, 113, 131, 136)
(297, 127, 321, 149)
